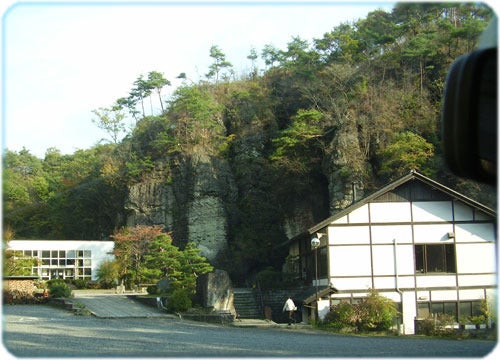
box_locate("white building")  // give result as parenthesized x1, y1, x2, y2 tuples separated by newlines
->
(289, 171, 497, 335)
(6, 240, 115, 281)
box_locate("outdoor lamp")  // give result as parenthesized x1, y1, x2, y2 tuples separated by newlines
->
(311, 237, 320, 319)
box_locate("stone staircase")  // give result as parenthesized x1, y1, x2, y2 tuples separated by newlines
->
(233, 288, 262, 319)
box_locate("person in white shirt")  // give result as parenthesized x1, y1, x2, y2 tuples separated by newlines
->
(282, 296, 296, 325)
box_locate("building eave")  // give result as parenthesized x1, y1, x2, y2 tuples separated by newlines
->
(309, 170, 496, 235)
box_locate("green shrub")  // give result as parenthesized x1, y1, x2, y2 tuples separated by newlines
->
(418, 314, 456, 337)
(256, 267, 282, 289)
(47, 279, 72, 298)
(323, 301, 356, 330)
(167, 288, 192, 313)
(73, 279, 89, 289)
(419, 318, 437, 336)
(322, 290, 399, 333)
(355, 289, 398, 332)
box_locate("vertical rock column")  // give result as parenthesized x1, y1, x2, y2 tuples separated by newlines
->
(187, 151, 237, 264)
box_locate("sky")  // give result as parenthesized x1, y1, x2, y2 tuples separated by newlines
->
(1, 0, 398, 158)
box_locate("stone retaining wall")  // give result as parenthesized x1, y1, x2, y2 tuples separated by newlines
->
(3, 277, 37, 294)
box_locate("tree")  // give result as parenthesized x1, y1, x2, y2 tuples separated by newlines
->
(178, 242, 214, 293)
(91, 107, 126, 144)
(111, 225, 164, 287)
(356, 10, 397, 59)
(261, 44, 282, 68)
(378, 131, 435, 180)
(130, 75, 153, 118)
(142, 234, 182, 286)
(116, 96, 140, 122)
(247, 47, 259, 78)
(147, 71, 171, 113)
(402, 29, 440, 94)
(314, 22, 362, 65)
(142, 237, 213, 295)
(168, 85, 224, 150)
(96, 259, 121, 289)
(2, 149, 50, 238)
(282, 36, 319, 76)
(3, 240, 37, 276)
(206, 45, 233, 84)
(270, 108, 325, 174)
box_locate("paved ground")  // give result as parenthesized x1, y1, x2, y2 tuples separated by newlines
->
(70, 289, 299, 328)
(70, 289, 175, 318)
(3, 303, 497, 358)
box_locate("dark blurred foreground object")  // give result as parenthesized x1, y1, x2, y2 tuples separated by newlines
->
(442, 17, 497, 185)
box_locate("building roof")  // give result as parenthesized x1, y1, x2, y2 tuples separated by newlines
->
(291, 285, 338, 305)
(308, 170, 496, 235)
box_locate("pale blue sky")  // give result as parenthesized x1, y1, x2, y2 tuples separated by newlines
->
(1, 1, 396, 158)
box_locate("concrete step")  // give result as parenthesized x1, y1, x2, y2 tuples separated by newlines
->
(233, 288, 261, 318)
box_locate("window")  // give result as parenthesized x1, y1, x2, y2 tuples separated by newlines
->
(318, 246, 328, 278)
(307, 246, 328, 281)
(459, 301, 484, 317)
(18, 247, 93, 280)
(420, 302, 457, 319)
(417, 302, 430, 318)
(415, 244, 456, 273)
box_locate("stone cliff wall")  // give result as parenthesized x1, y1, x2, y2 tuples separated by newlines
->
(125, 150, 237, 265)
(125, 162, 174, 228)
(123, 132, 359, 270)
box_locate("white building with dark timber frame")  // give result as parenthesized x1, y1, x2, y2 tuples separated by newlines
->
(289, 171, 497, 335)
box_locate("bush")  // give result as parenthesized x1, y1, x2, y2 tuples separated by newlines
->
(322, 290, 399, 333)
(323, 301, 356, 330)
(167, 288, 192, 313)
(418, 314, 456, 337)
(72, 279, 90, 289)
(256, 267, 285, 289)
(356, 290, 398, 331)
(256, 267, 278, 289)
(47, 279, 72, 298)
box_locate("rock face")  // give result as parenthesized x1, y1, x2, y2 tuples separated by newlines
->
(324, 122, 365, 213)
(124, 129, 366, 269)
(125, 162, 174, 228)
(186, 151, 236, 263)
(125, 151, 237, 265)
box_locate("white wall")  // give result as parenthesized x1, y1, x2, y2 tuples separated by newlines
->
(324, 197, 496, 336)
(412, 201, 453, 221)
(369, 203, 412, 223)
(7, 240, 115, 281)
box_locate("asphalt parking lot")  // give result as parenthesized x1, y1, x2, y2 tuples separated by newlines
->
(2, 300, 497, 358)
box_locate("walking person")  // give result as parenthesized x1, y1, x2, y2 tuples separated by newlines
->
(282, 296, 296, 326)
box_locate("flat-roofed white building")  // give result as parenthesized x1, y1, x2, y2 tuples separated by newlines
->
(6, 240, 114, 281)
(289, 171, 497, 335)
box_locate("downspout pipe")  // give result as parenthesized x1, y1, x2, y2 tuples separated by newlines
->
(393, 238, 404, 334)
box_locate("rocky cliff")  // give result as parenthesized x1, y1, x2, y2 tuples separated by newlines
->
(125, 148, 238, 265)
(124, 136, 359, 271)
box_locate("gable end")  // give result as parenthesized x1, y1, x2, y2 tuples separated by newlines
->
(373, 179, 452, 203)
